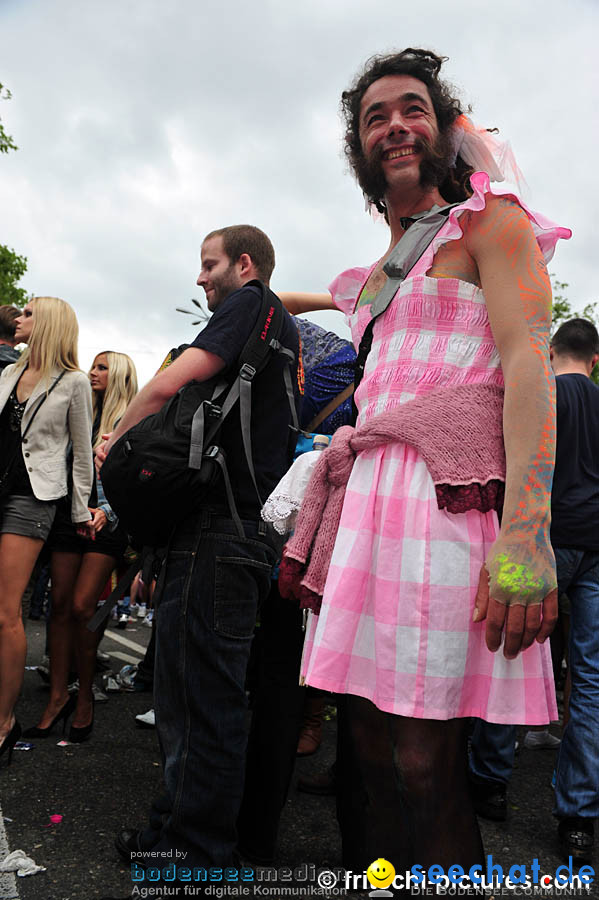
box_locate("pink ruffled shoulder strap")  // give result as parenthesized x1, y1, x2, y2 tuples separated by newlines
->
(328, 263, 376, 314)
(411, 171, 572, 277)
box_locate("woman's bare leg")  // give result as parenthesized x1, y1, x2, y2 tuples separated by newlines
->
(33, 551, 81, 729)
(70, 553, 117, 728)
(0, 533, 44, 740)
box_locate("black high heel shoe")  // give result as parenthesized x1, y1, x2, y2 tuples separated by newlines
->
(0, 720, 22, 768)
(68, 696, 95, 744)
(22, 693, 77, 739)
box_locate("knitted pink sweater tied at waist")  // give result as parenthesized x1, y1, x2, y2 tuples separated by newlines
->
(278, 382, 505, 613)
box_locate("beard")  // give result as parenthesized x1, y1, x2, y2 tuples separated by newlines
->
(355, 129, 454, 209)
(208, 265, 242, 310)
(418, 129, 454, 191)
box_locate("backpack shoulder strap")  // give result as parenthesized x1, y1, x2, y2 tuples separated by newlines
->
(238, 280, 285, 375)
(189, 281, 298, 512)
(353, 203, 459, 408)
(236, 281, 298, 505)
(371, 203, 460, 318)
(190, 281, 284, 467)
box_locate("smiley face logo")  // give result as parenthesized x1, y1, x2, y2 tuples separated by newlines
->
(367, 858, 396, 892)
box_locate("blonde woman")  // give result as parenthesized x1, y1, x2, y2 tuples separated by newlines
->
(25, 351, 137, 743)
(0, 297, 93, 765)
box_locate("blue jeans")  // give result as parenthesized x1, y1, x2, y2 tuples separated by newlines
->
(469, 720, 518, 787)
(554, 547, 599, 820)
(148, 510, 277, 866)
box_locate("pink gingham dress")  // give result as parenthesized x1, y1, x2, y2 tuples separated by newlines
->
(301, 174, 571, 724)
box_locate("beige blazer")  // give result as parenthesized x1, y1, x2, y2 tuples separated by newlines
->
(0, 365, 93, 523)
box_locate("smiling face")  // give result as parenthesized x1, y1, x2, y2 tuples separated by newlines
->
(13, 301, 35, 344)
(89, 353, 109, 395)
(196, 236, 244, 312)
(358, 74, 442, 199)
(366, 858, 396, 890)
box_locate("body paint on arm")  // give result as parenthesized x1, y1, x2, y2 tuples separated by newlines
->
(466, 196, 557, 608)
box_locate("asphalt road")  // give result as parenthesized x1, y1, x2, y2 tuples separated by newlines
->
(0, 614, 595, 900)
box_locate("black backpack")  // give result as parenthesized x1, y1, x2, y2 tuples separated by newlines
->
(101, 281, 298, 547)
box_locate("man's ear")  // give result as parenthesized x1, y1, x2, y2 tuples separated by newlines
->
(591, 353, 599, 373)
(237, 253, 255, 280)
(549, 347, 554, 363)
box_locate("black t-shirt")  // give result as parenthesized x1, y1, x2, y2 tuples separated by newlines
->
(551, 373, 599, 550)
(191, 283, 300, 518)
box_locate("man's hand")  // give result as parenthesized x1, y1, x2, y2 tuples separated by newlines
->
(95, 432, 113, 474)
(473, 563, 558, 659)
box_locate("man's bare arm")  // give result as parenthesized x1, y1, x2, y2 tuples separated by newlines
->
(278, 292, 335, 315)
(97, 347, 225, 464)
(467, 197, 558, 658)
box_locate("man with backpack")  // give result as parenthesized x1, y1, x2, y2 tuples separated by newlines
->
(99, 225, 300, 874)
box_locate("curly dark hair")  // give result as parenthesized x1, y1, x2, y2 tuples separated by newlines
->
(341, 48, 474, 213)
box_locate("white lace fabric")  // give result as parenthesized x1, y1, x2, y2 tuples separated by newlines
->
(261, 450, 321, 536)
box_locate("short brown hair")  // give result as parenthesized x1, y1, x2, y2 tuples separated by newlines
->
(204, 225, 275, 284)
(0, 305, 19, 342)
(551, 318, 599, 363)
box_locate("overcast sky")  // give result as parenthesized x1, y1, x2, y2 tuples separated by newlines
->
(1, 0, 597, 385)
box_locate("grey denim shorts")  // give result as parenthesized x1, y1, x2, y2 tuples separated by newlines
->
(0, 494, 57, 540)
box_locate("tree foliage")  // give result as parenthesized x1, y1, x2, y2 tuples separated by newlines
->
(0, 245, 29, 307)
(0, 84, 18, 154)
(551, 277, 598, 330)
(0, 83, 28, 307)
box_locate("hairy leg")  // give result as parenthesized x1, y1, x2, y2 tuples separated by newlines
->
(0, 533, 44, 738)
(34, 551, 82, 729)
(346, 696, 483, 883)
(70, 552, 117, 727)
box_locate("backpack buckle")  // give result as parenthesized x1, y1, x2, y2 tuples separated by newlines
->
(239, 363, 256, 381)
(383, 261, 406, 279)
(204, 401, 222, 421)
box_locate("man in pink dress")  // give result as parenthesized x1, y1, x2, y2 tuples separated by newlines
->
(282, 48, 568, 881)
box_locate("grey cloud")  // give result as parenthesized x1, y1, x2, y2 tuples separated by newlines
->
(0, 0, 596, 384)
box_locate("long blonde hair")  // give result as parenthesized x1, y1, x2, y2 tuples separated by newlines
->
(90, 351, 138, 448)
(15, 296, 80, 379)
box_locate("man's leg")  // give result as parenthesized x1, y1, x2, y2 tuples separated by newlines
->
(344, 695, 484, 883)
(554, 549, 599, 855)
(553, 548, 599, 863)
(468, 720, 518, 821)
(151, 512, 276, 867)
(237, 578, 306, 862)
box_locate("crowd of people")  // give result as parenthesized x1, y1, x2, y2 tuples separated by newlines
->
(0, 45, 597, 897)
